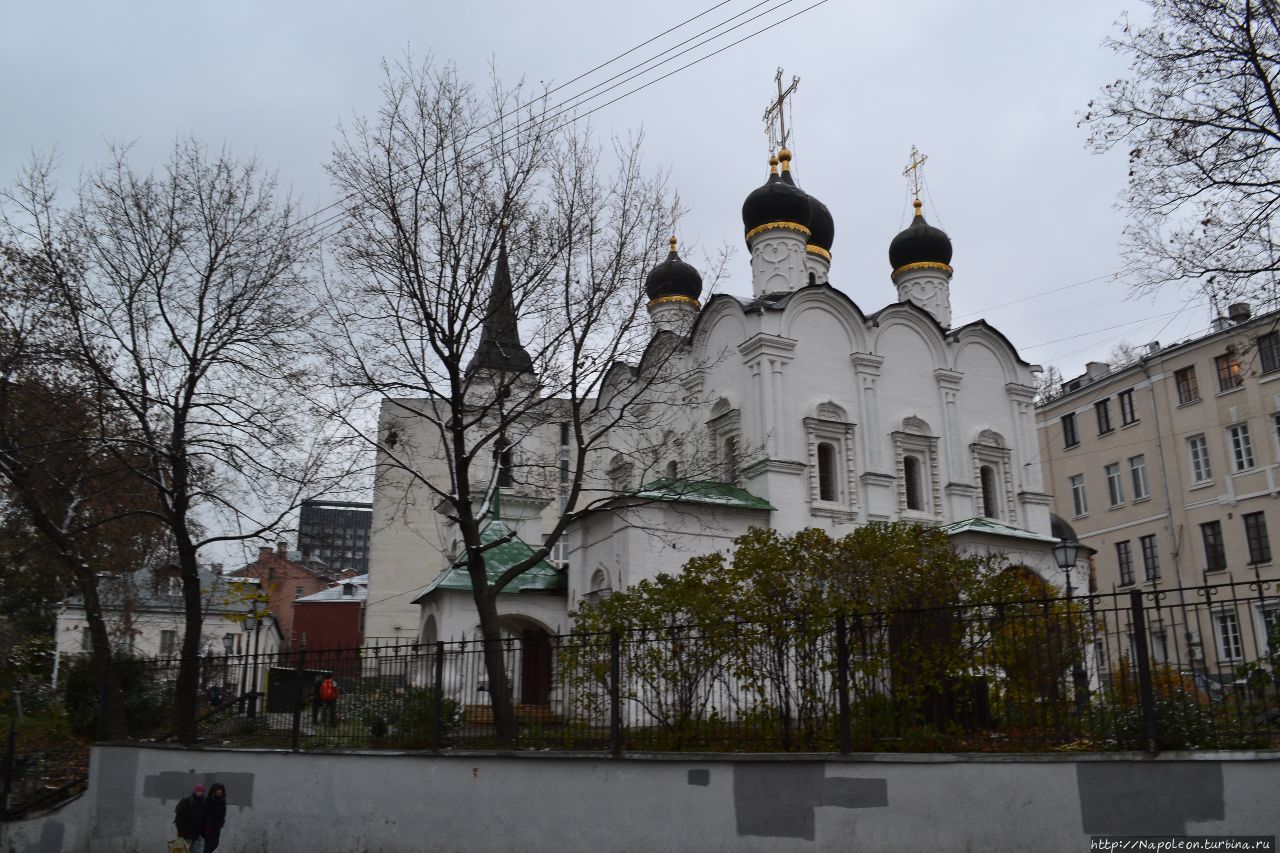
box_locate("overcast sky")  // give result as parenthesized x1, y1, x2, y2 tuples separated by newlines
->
(3, 0, 1208, 383)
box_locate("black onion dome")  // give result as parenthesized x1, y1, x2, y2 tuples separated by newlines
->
(889, 200, 953, 272)
(807, 196, 834, 253)
(741, 154, 812, 239)
(645, 237, 702, 302)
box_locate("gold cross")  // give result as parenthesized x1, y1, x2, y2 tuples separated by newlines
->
(762, 67, 800, 152)
(903, 145, 928, 201)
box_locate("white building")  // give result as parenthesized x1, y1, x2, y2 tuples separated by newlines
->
(366, 146, 1062, 667)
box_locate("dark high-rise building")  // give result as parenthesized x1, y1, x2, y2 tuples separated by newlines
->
(298, 500, 372, 573)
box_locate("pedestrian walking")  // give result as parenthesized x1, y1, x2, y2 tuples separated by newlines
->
(173, 784, 207, 852)
(203, 782, 228, 852)
(315, 674, 339, 725)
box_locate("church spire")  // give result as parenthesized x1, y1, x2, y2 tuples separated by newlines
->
(467, 229, 535, 377)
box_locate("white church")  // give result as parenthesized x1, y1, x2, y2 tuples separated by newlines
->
(363, 143, 1064, 677)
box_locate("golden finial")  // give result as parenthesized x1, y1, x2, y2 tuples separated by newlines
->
(912, 198, 923, 217)
(903, 145, 928, 203)
(669, 235, 678, 253)
(778, 147, 793, 171)
(768, 154, 779, 175)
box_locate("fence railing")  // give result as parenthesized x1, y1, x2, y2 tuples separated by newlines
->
(37, 578, 1280, 758)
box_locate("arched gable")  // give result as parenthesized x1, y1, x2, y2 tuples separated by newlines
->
(871, 303, 949, 367)
(690, 293, 750, 354)
(777, 286, 868, 352)
(951, 325, 1024, 386)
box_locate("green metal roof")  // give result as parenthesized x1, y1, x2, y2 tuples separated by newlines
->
(632, 479, 775, 511)
(413, 520, 565, 600)
(940, 517, 1059, 544)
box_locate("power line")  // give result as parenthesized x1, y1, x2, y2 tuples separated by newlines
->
(293, 0, 833, 248)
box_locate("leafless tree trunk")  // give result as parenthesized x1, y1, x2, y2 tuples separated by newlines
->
(1083, 0, 1280, 307)
(4, 145, 355, 743)
(325, 58, 724, 742)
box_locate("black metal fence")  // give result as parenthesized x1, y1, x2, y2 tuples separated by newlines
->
(45, 578, 1280, 757)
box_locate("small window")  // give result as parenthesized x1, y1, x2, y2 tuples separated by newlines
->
(665, 460, 679, 481)
(160, 629, 177, 658)
(1118, 389, 1137, 425)
(1260, 332, 1280, 374)
(724, 436, 739, 484)
(1229, 423, 1255, 471)
(1062, 412, 1079, 448)
(295, 586, 305, 599)
(1069, 473, 1088, 517)
(1129, 454, 1149, 500)
(1116, 541, 1134, 586)
(1214, 610, 1243, 661)
(1140, 534, 1161, 581)
(1174, 366, 1200, 405)
(817, 442, 838, 502)
(1095, 399, 1113, 435)
(1216, 352, 1243, 391)
(498, 444, 514, 487)
(1187, 434, 1212, 483)
(167, 576, 182, 597)
(979, 465, 998, 519)
(904, 455, 923, 511)
(1244, 511, 1271, 564)
(1201, 521, 1226, 572)
(559, 422, 570, 446)
(1105, 462, 1124, 507)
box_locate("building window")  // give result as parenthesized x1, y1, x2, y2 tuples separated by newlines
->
(160, 629, 177, 658)
(497, 441, 514, 487)
(904, 455, 923, 511)
(1187, 434, 1212, 483)
(1244, 511, 1271, 564)
(1095, 399, 1113, 435)
(806, 407, 856, 512)
(167, 575, 182, 597)
(1174, 366, 1200, 405)
(817, 442, 838, 502)
(1129, 454, 1149, 500)
(1118, 389, 1137, 425)
(1062, 412, 1079, 448)
(1116, 540, 1134, 586)
(1228, 423, 1255, 471)
(1140, 534, 1161, 581)
(1201, 521, 1226, 572)
(559, 424, 571, 485)
(1214, 610, 1243, 661)
(1104, 462, 1124, 506)
(980, 465, 998, 518)
(665, 460, 679, 481)
(295, 586, 304, 599)
(1069, 473, 1088, 517)
(80, 627, 91, 651)
(1260, 331, 1280, 374)
(723, 436, 739, 484)
(1216, 352, 1243, 391)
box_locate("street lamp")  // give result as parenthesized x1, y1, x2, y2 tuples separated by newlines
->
(1053, 537, 1089, 715)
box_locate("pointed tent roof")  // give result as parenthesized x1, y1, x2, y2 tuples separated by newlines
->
(412, 520, 565, 601)
(467, 237, 535, 377)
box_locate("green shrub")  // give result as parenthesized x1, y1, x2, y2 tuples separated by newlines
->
(61, 653, 174, 737)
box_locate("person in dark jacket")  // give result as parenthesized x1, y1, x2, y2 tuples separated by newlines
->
(203, 782, 228, 852)
(173, 784, 207, 852)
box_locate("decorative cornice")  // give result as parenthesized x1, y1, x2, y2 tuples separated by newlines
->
(805, 245, 832, 261)
(892, 261, 954, 280)
(738, 332, 798, 363)
(1018, 490, 1054, 506)
(746, 221, 812, 242)
(647, 295, 701, 310)
(741, 458, 807, 478)
(1005, 382, 1037, 403)
(934, 368, 964, 389)
(850, 353, 885, 375)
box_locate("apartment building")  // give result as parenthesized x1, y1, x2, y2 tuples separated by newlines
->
(1036, 303, 1280, 674)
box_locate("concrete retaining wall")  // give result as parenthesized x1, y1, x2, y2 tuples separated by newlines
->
(8, 746, 1279, 852)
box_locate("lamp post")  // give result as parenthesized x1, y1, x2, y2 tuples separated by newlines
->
(1053, 537, 1090, 715)
(248, 600, 263, 719)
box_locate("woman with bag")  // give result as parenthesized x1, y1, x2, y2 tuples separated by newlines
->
(203, 783, 228, 852)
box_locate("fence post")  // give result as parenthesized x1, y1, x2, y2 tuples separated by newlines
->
(609, 630, 622, 759)
(290, 641, 307, 753)
(835, 615, 852, 756)
(433, 640, 445, 752)
(1128, 590, 1159, 754)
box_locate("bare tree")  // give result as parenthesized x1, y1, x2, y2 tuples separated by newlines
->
(1033, 365, 1064, 405)
(0, 240, 169, 739)
(4, 143, 355, 743)
(1083, 0, 1280, 306)
(324, 59, 723, 741)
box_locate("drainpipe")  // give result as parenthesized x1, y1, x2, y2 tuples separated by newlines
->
(1140, 359, 1196, 666)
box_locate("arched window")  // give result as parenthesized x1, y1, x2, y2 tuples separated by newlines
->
(666, 460, 679, 481)
(904, 455, 923, 511)
(980, 465, 998, 518)
(817, 442, 838, 501)
(497, 441, 513, 487)
(724, 436, 738, 484)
